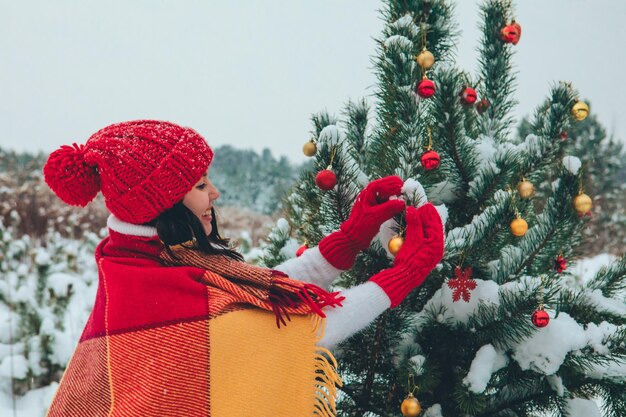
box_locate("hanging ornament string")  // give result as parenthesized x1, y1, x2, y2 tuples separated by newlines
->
(407, 373, 418, 396)
(511, 188, 521, 219)
(294, 203, 321, 249)
(415, 22, 434, 73)
(420, 127, 440, 170)
(425, 127, 433, 151)
(531, 275, 550, 327)
(328, 144, 338, 169)
(401, 372, 422, 416)
(537, 275, 545, 311)
(573, 162, 593, 216)
(315, 144, 339, 191)
(458, 250, 467, 268)
(506, 186, 528, 237)
(577, 162, 585, 195)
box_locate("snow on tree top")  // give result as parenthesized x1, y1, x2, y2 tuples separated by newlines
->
(390, 14, 419, 37)
(318, 125, 342, 146)
(384, 35, 414, 52)
(562, 155, 582, 175)
(275, 218, 289, 234)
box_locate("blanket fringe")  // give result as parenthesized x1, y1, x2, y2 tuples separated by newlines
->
(310, 314, 343, 417)
(269, 276, 345, 328)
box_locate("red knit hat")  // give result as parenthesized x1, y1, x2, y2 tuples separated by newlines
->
(43, 120, 214, 224)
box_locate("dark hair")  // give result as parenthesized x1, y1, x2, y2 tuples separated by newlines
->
(153, 202, 243, 261)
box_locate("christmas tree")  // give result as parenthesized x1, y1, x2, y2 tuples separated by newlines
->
(262, 0, 626, 416)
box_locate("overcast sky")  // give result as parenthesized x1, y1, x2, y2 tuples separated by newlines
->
(2, 0, 625, 164)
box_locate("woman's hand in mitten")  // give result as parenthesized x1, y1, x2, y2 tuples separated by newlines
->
(319, 176, 406, 270)
(369, 204, 444, 308)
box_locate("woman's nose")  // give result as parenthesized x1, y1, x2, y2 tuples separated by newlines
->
(208, 183, 220, 201)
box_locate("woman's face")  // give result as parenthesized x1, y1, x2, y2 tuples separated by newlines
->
(182, 171, 220, 236)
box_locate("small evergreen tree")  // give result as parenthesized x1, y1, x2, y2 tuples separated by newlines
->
(0, 212, 100, 402)
(262, 1, 626, 416)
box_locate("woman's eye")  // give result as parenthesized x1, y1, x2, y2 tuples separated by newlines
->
(197, 183, 207, 189)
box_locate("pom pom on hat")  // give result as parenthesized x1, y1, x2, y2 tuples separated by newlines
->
(43, 143, 101, 207)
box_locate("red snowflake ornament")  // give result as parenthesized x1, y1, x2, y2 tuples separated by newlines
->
(554, 255, 566, 273)
(447, 266, 477, 302)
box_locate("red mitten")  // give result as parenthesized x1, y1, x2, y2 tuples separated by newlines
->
(318, 176, 406, 269)
(370, 204, 444, 307)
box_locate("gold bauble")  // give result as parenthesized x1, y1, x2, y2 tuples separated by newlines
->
(416, 49, 435, 70)
(517, 180, 535, 199)
(573, 193, 593, 214)
(571, 101, 589, 121)
(510, 218, 528, 237)
(400, 393, 422, 417)
(388, 235, 404, 256)
(302, 140, 317, 157)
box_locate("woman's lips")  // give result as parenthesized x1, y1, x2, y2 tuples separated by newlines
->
(202, 208, 212, 219)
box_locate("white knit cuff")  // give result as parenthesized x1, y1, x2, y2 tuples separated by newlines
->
(273, 246, 343, 289)
(318, 281, 391, 350)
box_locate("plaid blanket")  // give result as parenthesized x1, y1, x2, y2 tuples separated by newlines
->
(46, 230, 344, 416)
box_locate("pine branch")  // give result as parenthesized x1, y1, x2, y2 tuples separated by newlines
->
(367, 0, 457, 178)
(355, 315, 388, 415)
(556, 288, 626, 326)
(487, 172, 582, 284)
(476, 0, 517, 142)
(470, 83, 577, 210)
(587, 254, 626, 298)
(431, 68, 479, 190)
(342, 99, 371, 169)
(445, 189, 511, 260)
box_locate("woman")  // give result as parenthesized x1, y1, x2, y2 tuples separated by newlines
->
(42, 120, 444, 417)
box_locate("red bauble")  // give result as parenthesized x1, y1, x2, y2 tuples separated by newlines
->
(476, 98, 490, 114)
(460, 87, 477, 105)
(560, 131, 568, 141)
(296, 244, 308, 257)
(500, 21, 522, 45)
(420, 150, 440, 170)
(416, 79, 436, 98)
(315, 169, 337, 190)
(554, 255, 567, 273)
(531, 309, 550, 327)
